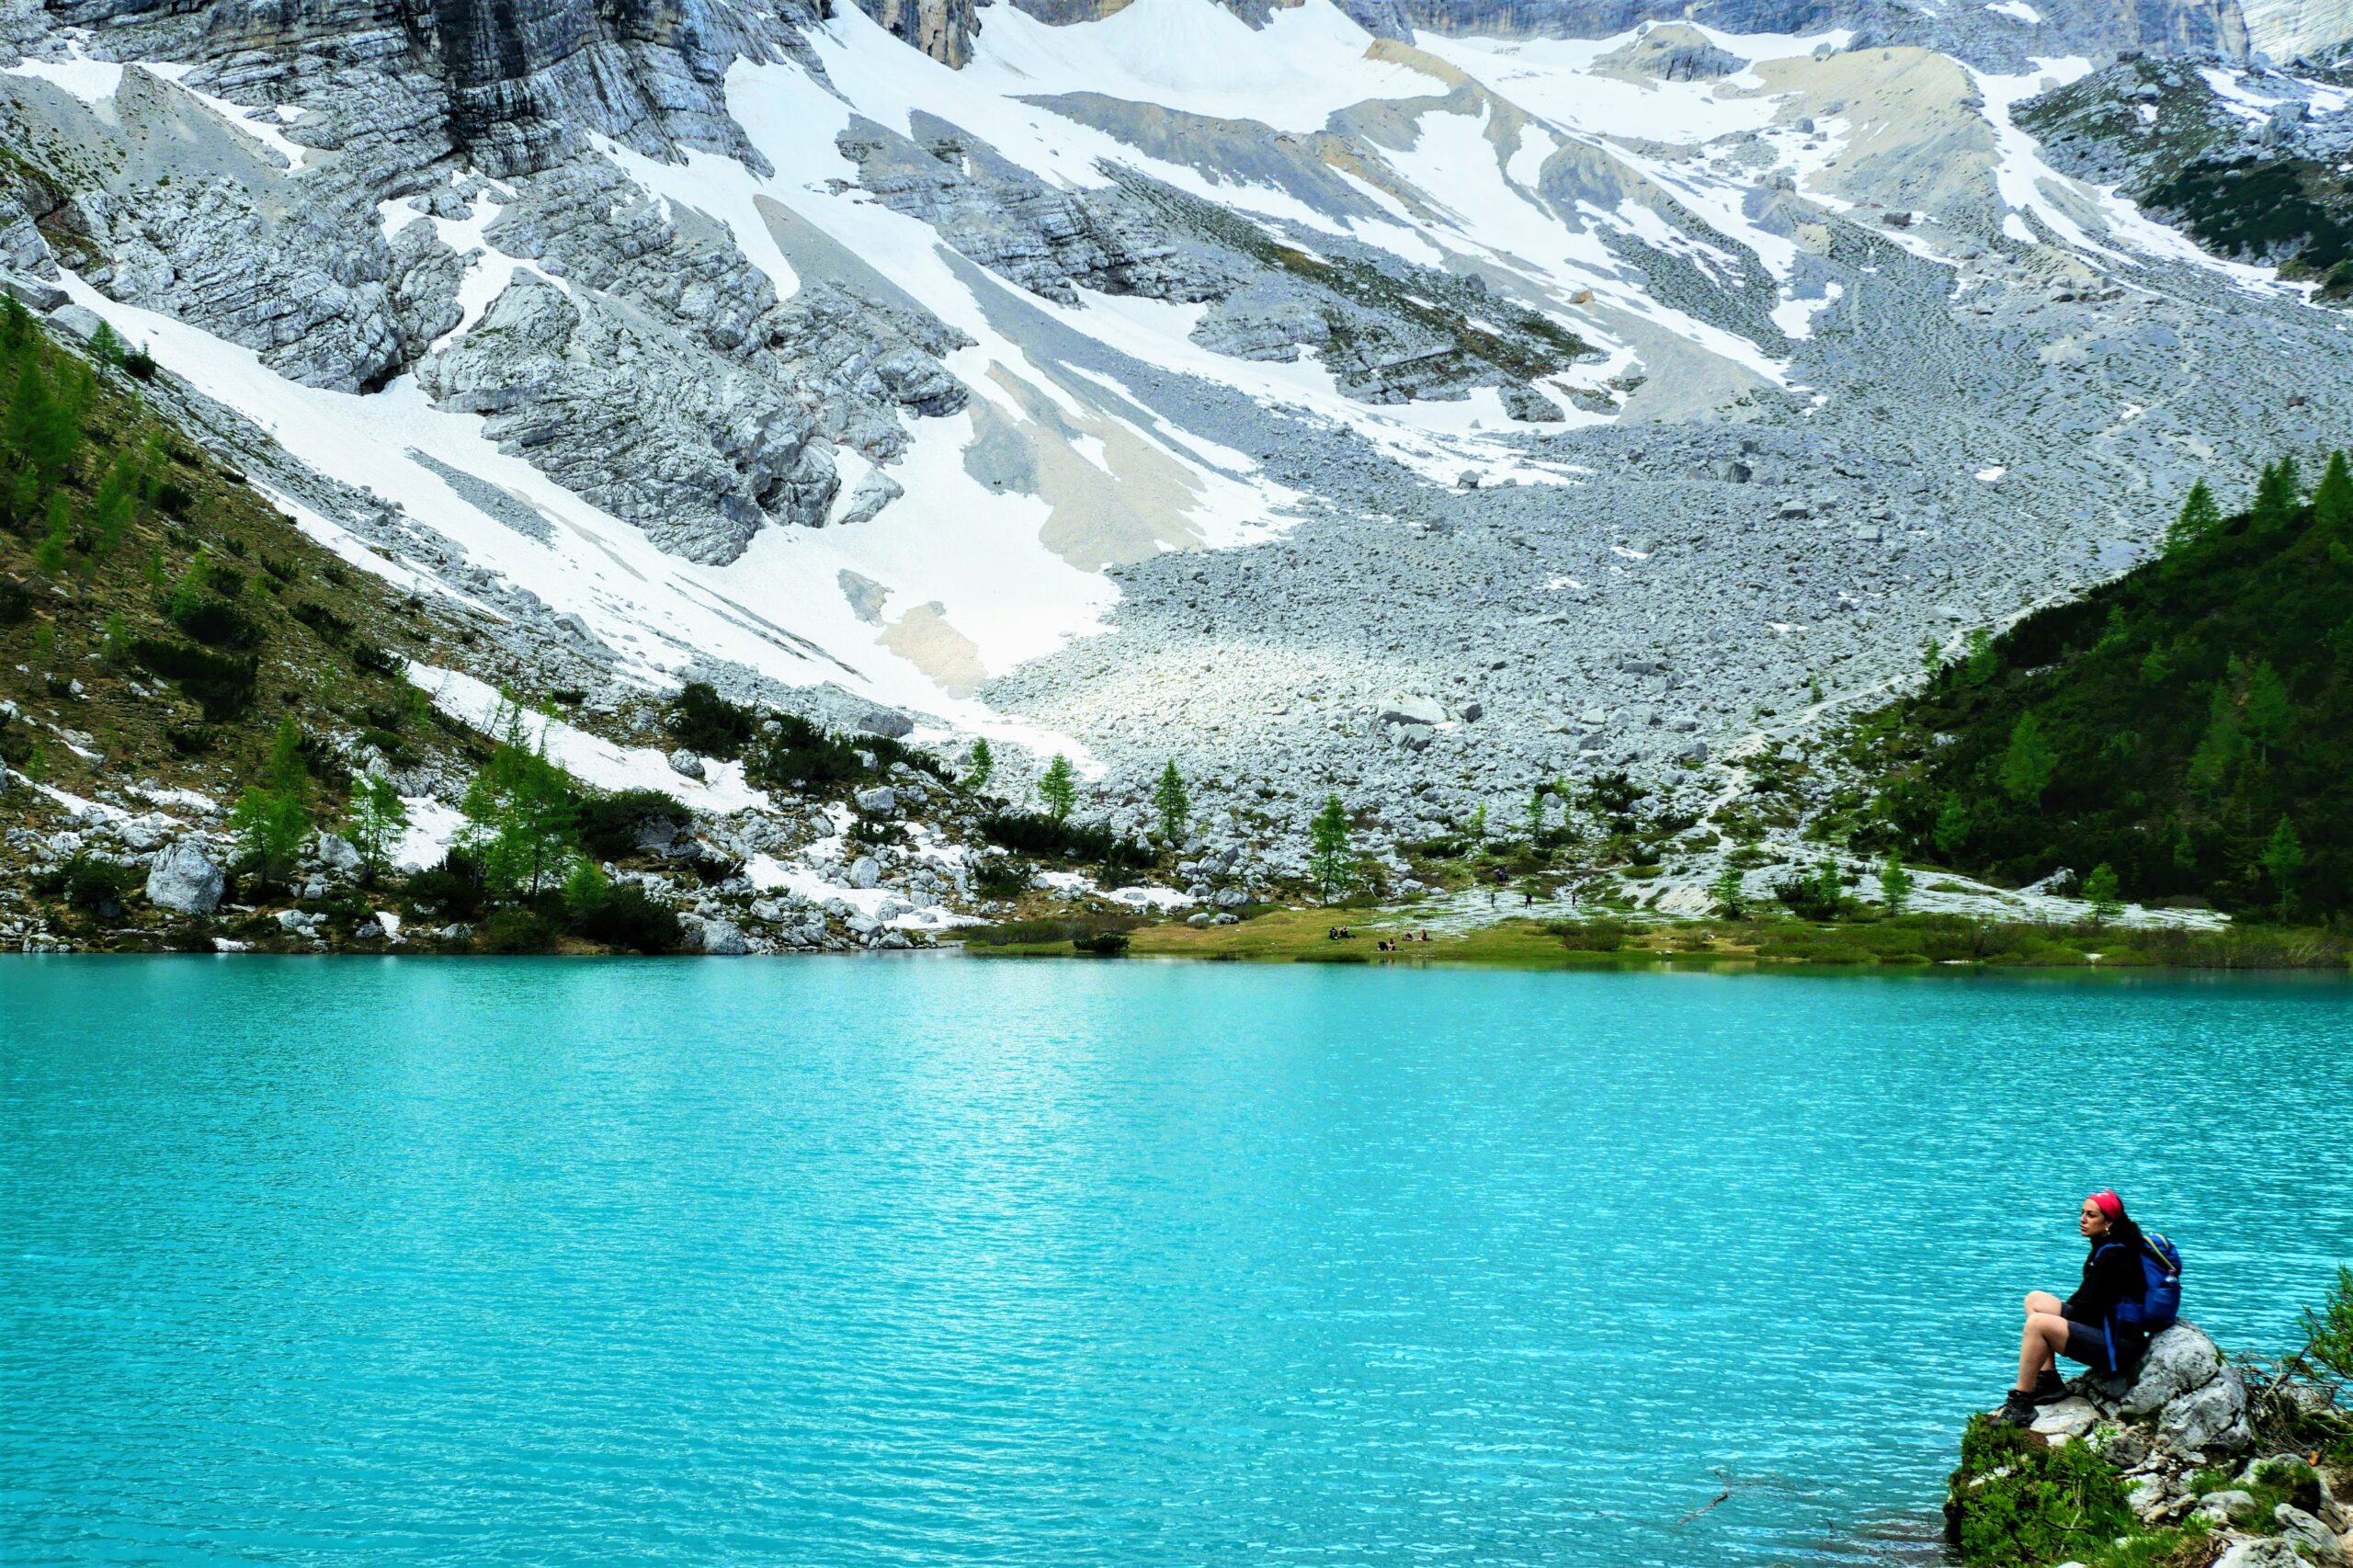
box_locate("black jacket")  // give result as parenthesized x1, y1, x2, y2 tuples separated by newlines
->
(2063, 1234, 2148, 1369)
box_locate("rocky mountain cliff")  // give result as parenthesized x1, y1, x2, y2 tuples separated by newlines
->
(9, 0, 2353, 893)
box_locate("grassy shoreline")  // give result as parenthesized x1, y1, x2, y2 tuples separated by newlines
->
(962, 906, 2353, 971)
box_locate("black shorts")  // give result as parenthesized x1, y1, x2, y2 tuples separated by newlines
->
(2060, 1319, 2114, 1369)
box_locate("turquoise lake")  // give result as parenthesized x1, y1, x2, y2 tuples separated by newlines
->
(4, 959, 2350, 1566)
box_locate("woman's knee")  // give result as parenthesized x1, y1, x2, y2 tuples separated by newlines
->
(2029, 1312, 2071, 1345)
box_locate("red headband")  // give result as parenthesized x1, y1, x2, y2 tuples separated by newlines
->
(2090, 1189, 2124, 1220)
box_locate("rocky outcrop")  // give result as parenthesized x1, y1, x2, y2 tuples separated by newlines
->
(416, 276, 835, 563)
(1949, 1323, 2353, 1568)
(836, 116, 1233, 308)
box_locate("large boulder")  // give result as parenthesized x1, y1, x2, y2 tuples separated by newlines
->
(314, 832, 362, 874)
(2159, 1363, 2252, 1454)
(687, 915, 749, 956)
(2100, 1324, 2222, 1416)
(144, 839, 223, 915)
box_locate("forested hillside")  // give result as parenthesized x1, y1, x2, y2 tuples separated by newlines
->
(1854, 460, 2352, 921)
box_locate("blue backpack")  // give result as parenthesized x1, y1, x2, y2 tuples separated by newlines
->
(2115, 1233, 2183, 1330)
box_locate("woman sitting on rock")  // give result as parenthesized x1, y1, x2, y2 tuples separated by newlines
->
(1998, 1189, 2152, 1426)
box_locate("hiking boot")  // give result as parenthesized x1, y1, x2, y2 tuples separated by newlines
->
(2027, 1370, 2070, 1406)
(1992, 1390, 2040, 1428)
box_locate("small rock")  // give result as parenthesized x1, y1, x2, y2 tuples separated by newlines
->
(2029, 1396, 2101, 1440)
(2276, 1506, 2346, 1567)
(1379, 693, 1447, 727)
(855, 785, 897, 815)
(847, 856, 881, 890)
(1186, 912, 1214, 926)
(2192, 1490, 2258, 1525)
(667, 748, 706, 779)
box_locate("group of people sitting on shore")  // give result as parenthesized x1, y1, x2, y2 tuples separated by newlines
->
(1324, 928, 1434, 949)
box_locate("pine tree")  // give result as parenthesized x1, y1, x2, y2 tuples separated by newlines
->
(1996, 712, 2057, 808)
(99, 610, 127, 669)
(966, 736, 994, 791)
(2083, 862, 2123, 927)
(2313, 451, 2353, 533)
(1920, 637, 1945, 679)
(1152, 759, 1188, 844)
(2252, 457, 2302, 531)
(458, 704, 579, 900)
(2243, 660, 2291, 764)
(87, 319, 122, 369)
(2165, 479, 2222, 552)
(1524, 782, 1548, 842)
(1467, 802, 1487, 841)
(1308, 793, 1353, 903)
(2186, 682, 2243, 800)
(1932, 790, 1970, 857)
(1963, 627, 1997, 687)
(2261, 817, 2303, 922)
(1711, 864, 1747, 918)
(1879, 852, 1914, 915)
(1037, 754, 1077, 823)
(346, 775, 410, 881)
(6, 355, 79, 488)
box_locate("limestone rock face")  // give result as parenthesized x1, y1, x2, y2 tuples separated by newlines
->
(417, 277, 834, 563)
(144, 840, 225, 915)
(855, 0, 982, 67)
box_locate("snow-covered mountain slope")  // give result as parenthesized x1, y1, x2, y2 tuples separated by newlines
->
(6, 0, 2353, 832)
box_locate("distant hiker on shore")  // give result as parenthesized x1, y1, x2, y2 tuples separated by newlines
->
(1996, 1189, 2182, 1426)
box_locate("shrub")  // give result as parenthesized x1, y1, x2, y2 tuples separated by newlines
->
(406, 852, 487, 919)
(970, 852, 1032, 898)
(132, 638, 257, 720)
(167, 594, 264, 649)
(744, 711, 868, 790)
(476, 909, 558, 954)
(1943, 1415, 2135, 1568)
(668, 681, 756, 759)
(979, 810, 1149, 875)
(569, 883, 684, 955)
(290, 599, 353, 642)
(1074, 930, 1131, 955)
(574, 788, 684, 861)
(962, 916, 1138, 949)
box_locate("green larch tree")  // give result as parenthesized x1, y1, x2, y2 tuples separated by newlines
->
(2165, 479, 2222, 553)
(2260, 817, 2303, 922)
(2082, 863, 2123, 927)
(1996, 712, 2057, 809)
(1152, 760, 1189, 844)
(1308, 793, 1354, 903)
(1037, 754, 1077, 822)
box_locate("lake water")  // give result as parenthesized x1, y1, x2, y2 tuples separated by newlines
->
(5, 959, 2350, 1567)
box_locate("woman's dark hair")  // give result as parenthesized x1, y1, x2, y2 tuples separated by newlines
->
(2097, 1208, 2145, 1253)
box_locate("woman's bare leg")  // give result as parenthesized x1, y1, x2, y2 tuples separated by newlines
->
(2024, 1290, 2063, 1317)
(2016, 1312, 2071, 1391)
